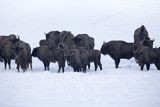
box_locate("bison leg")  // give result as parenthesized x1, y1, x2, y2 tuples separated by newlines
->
(29, 58, 32, 71)
(94, 61, 98, 71)
(57, 62, 62, 73)
(62, 64, 65, 73)
(62, 61, 65, 73)
(62, 67, 64, 73)
(0, 57, 3, 62)
(146, 64, 150, 71)
(97, 58, 102, 70)
(16, 63, 20, 72)
(47, 62, 50, 71)
(30, 62, 32, 71)
(154, 62, 160, 70)
(88, 63, 90, 69)
(115, 59, 120, 68)
(140, 65, 144, 71)
(83, 65, 87, 73)
(4, 60, 7, 69)
(43, 62, 47, 71)
(73, 67, 76, 72)
(99, 62, 102, 70)
(8, 60, 11, 69)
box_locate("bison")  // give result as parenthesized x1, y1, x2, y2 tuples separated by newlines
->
(39, 39, 57, 48)
(0, 34, 19, 46)
(134, 46, 160, 71)
(72, 34, 95, 50)
(0, 43, 16, 69)
(15, 40, 32, 72)
(44, 31, 61, 47)
(66, 48, 89, 73)
(100, 41, 134, 68)
(32, 46, 65, 73)
(134, 25, 149, 44)
(58, 31, 74, 47)
(87, 49, 102, 71)
(140, 36, 154, 48)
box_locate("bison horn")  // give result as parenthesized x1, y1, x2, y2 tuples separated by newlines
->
(17, 35, 20, 40)
(44, 32, 46, 35)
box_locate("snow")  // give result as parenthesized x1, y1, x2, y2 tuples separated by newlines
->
(0, 0, 160, 107)
(0, 58, 160, 107)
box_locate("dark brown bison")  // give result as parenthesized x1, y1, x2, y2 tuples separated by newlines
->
(0, 34, 20, 69)
(134, 46, 160, 71)
(0, 43, 16, 69)
(32, 46, 65, 73)
(100, 41, 134, 68)
(87, 49, 102, 71)
(39, 39, 57, 48)
(72, 34, 95, 50)
(66, 48, 89, 73)
(39, 39, 49, 46)
(0, 34, 19, 46)
(44, 31, 61, 47)
(58, 31, 74, 47)
(134, 25, 149, 44)
(140, 36, 154, 48)
(15, 40, 32, 72)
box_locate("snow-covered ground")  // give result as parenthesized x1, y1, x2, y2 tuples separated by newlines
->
(0, 0, 160, 107)
(0, 58, 160, 107)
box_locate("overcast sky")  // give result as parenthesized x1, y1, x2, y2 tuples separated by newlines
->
(0, 0, 160, 48)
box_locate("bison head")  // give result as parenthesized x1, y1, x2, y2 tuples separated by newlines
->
(32, 48, 38, 57)
(140, 37, 154, 48)
(72, 37, 82, 46)
(45, 31, 60, 40)
(138, 25, 148, 42)
(100, 42, 108, 55)
(9, 34, 20, 43)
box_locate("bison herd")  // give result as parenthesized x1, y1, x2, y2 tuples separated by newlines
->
(0, 25, 160, 73)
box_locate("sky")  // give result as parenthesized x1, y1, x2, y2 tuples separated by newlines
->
(0, 0, 160, 48)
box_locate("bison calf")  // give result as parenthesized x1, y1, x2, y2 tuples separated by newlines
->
(87, 49, 102, 71)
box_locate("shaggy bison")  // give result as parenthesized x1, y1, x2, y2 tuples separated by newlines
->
(44, 31, 61, 47)
(58, 31, 74, 47)
(0, 43, 16, 69)
(100, 41, 134, 68)
(0, 34, 19, 46)
(32, 46, 65, 73)
(15, 40, 32, 72)
(66, 48, 89, 73)
(134, 25, 149, 44)
(72, 34, 95, 50)
(39, 39, 57, 48)
(87, 49, 102, 71)
(134, 46, 160, 71)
